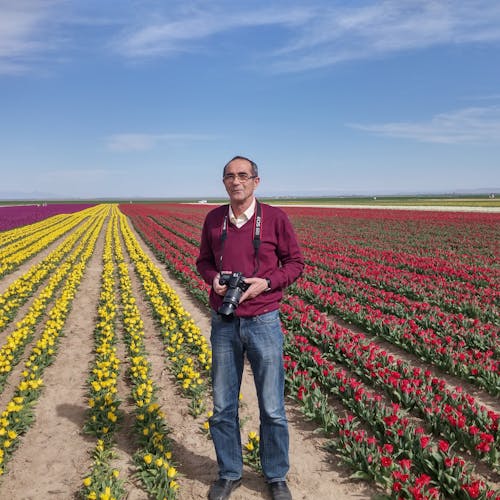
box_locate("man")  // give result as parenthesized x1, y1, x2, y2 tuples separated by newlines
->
(196, 156, 304, 500)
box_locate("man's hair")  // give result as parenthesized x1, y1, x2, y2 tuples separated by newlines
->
(223, 155, 259, 177)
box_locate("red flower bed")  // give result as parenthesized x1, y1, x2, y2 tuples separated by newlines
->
(119, 203, 500, 498)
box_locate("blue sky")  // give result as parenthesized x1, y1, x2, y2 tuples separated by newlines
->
(1, 0, 499, 199)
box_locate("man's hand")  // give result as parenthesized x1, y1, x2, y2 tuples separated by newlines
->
(213, 273, 228, 296)
(239, 277, 269, 303)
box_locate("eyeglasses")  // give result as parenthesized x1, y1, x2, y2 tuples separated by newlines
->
(223, 173, 258, 183)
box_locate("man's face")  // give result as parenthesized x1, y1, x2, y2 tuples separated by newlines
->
(223, 158, 260, 204)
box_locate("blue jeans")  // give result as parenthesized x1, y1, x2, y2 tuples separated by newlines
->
(209, 309, 289, 483)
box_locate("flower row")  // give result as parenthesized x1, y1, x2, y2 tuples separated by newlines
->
(115, 209, 180, 499)
(302, 263, 497, 351)
(283, 328, 499, 499)
(0, 210, 104, 333)
(119, 211, 211, 418)
(302, 246, 497, 323)
(0, 203, 95, 231)
(125, 214, 209, 306)
(285, 363, 498, 500)
(292, 279, 499, 394)
(0, 210, 108, 392)
(118, 203, 499, 498)
(0, 209, 104, 474)
(280, 296, 499, 466)
(81, 209, 125, 500)
(0, 205, 102, 278)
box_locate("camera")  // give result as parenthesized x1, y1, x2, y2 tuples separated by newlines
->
(218, 271, 250, 317)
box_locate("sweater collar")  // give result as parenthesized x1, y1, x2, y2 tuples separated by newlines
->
(229, 198, 256, 228)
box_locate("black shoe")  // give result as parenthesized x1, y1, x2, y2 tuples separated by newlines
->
(269, 481, 292, 500)
(208, 478, 242, 500)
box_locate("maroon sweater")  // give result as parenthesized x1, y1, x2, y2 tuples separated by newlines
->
(196, 202, 304, 317)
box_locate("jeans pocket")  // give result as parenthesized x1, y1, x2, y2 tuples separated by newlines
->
(254, 309, 280, 325)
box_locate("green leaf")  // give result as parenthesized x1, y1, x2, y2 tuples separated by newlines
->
(349, 471, 371, 480)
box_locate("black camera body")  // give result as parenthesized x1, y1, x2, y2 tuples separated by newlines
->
(218, 271, 250, 317)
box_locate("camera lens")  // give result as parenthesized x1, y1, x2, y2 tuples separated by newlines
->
(218, 284, 244, 316)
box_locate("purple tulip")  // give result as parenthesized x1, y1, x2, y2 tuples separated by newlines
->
(0, 203, 95, 231)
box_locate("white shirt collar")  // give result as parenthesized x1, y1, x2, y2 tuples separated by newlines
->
(229, 198, 256, 228)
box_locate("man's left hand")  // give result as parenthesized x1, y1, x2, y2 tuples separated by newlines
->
(239, 277, 269, 303)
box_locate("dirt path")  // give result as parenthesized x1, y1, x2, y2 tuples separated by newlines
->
(0, 215, 378, 499)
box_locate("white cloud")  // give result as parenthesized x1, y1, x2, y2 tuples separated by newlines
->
(3, 1, 500, 75)
(110, 1, 500, 71)
(113, 5, 312, 58)
(0, 0, 127, 75)
(0, 0, 63, 74)
(268, 1, 500, 72)
(106, 132, 217, 152)
(349, 106, 500, 144)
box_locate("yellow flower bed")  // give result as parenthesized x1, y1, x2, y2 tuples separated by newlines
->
(0, 205, 103, 277)
(0, 207, 109, 392)
(113, 208, 179, 499)
(0, 209, 104, 332)
(0, 213, 68, 249)
(80, 206, 124, 500)
(0, 204, 211, 498)
(118, 211, 211, 417)
(0, 207, 106, 475)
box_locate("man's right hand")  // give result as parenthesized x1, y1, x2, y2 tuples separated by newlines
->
(213, 273, 228, 296)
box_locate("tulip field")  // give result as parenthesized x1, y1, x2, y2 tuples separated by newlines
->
(0, 203, 95, 231)
(0, 202, 498, 499)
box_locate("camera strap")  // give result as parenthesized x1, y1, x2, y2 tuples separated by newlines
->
(219, 200, 262, 275)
